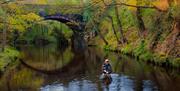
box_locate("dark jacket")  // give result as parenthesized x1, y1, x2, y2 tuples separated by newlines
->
(102, 63, 112, 74)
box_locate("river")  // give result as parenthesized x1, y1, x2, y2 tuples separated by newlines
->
(0, 44, 179, 91)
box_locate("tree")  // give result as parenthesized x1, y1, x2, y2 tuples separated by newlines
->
(0, 6, 7, 51)
(136, 0, 146, 38)
(93, 19, 109, 45)
(108, 15, 120, 44)
(100, 0, 127, 44)
(113, 0, 127, 44)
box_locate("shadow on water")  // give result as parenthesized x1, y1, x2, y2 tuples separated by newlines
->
(0, 44, 179, 91)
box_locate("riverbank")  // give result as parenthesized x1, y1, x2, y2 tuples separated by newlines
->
(88, 21, 180, 68)
(103, 45, 180, 69)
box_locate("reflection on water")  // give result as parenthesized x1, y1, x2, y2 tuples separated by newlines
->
(40, 74, 158, 91)
(0, 45, 180, 91)
(19, 45, 74, 71)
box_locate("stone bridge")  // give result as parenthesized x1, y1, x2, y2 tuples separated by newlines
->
(39, 12, 85, 32)
(39, 12, 87, 50)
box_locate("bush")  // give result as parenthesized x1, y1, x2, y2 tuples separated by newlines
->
(133, 40, 153, 61)
(133, 40, 146, 57)
(171, 58, 180, 68)
(103, 45, 111, 51)
(171, 5, 180, 19)
(121, 43, 132, 54)
(139, 51, 153, 61)
(0, 47, 20, 71)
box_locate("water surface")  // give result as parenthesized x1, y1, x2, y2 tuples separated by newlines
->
(0, 45, 179, 91)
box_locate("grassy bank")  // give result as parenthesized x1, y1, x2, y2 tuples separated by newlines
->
(91, 23, 180, 68)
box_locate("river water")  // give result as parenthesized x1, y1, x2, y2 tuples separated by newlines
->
(0, 45, 179, 91)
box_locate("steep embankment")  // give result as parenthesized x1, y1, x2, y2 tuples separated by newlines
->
(87, 1, 180, 68)
(89, 19, 179, 68)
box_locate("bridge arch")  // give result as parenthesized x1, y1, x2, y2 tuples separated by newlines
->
(39, 12, 87, 50)
(39, 12, 85, 32)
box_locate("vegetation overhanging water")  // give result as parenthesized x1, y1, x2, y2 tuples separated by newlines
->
(0, 0, 180, 91)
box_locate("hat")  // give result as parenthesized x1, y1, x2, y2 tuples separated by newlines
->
(105, 59, 109, 62)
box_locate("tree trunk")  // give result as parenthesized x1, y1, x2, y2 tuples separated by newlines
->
(136, 0, 146, 38)
(114, 1, 126, 44)
(96, 29, 109, 45)
(136, 7, 146, 38)
(92, 20, 109, 45)
(108, 16, 120, 44)
(2, 23, 7, 51)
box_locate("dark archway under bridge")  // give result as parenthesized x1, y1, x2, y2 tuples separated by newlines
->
(39, 12, 87, 51)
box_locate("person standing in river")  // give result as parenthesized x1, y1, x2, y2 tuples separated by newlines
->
(102, 59, 112, 74)
(101, 59, 112, 86)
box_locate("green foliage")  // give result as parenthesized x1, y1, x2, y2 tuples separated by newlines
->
(133, 40, 153, 61)
(50, 21, 73, 39)
(103, 45, 111, 51)
(141, 8, 157, 17)
(171, 58, 180, 68)
(133, 40, 146, 57)
(0, 7, 5, 16)
(0, 2, 41, 33)
(0, 2, 75, 45)
(22, 22, 56, 43)
(153, 53, 167, 63)
(19, 20, 73, 44)
(141, 9, 157, 32)
(4, 3, 25, 15)
(170, 4, 180, 19)
(0, 47, 20, 71)
(121, 43, 132, 54)
(0, 0, 179, 68)
(83, 3, 94, 22)
(120, 6, 137, 30)
(2, 47, 19, 58)
(139, 51, 153, 61)
(21, 13, 41, 23)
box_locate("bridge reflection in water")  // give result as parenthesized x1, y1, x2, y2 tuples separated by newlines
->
(0, 45, 179, 91)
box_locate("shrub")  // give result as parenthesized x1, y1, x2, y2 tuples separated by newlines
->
(133, 40, 146, 57)
(0, 47, 20, 71)
(121, 43, 132, 54)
